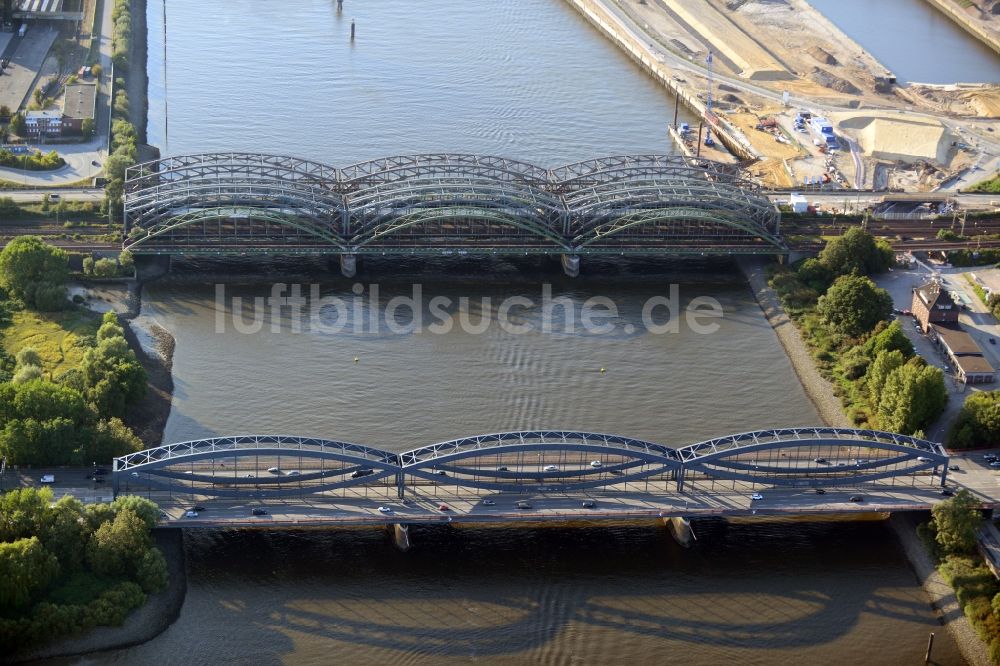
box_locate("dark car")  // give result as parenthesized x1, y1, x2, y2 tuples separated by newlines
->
(251, 508, 267, 516)
(941, 489, 955, 497)
(849, 495, 864, 502)
(191, 505, 206, 512)
(815, 488, 826, 495)
(991, 338, 996, 346)
(350, 468, 374, 478)
(496, 466, 509, 472)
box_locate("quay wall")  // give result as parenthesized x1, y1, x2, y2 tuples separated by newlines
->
(561, 0, 760, 161)
(921, 0, 1000, 55)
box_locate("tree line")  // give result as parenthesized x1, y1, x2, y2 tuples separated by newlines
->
(770, 228, 948, 434)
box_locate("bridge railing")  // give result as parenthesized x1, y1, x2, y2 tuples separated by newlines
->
(113, 428, 949, 500)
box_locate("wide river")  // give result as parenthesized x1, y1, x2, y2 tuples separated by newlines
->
(99, 0, 973, 662)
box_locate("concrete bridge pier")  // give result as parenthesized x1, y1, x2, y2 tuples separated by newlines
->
(134, 254, 171, 280)
(338, 254, 358, 278)
(663, 516, 695, 548)
(391, 523, 411, 551)
(561, 254, 580, 277)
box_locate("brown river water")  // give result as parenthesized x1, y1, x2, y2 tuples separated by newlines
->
(74, 0, 993, 659)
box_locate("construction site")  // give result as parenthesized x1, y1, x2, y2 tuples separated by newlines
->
(566, 0, 1000, 192)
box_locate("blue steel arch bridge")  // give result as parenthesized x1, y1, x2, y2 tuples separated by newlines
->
(122, 154, 784, 263)
(113, 428, 951, 513)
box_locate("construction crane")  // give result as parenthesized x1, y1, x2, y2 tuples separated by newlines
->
(704, 49, 716, 148)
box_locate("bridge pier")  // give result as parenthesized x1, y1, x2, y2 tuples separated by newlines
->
(561, 254, 580, 278)
(134, 254, 171, 281)
(663, 516, 695, 548)
(391, 523, 411, 551)
(339, 254, 358, 278)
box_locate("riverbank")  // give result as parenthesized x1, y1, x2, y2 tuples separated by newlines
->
(16, 529, 188, 664)
(891, 513, 993, 666)
(737, 256, 851, 428)
(72, 278, 175, 449)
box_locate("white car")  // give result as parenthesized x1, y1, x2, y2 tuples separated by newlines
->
(267, 467, 281, 474)
(40, 474, 55, 484)
(184, 510, 199, 518)
(751, 493, 764, 501)
(377, 506, 392, 514)
(481, 499, 496, 506)
(543, 465, 559, 472)
(589, 460, 603, 468)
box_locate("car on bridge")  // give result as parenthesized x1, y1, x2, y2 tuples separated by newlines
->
(543, 465, 559, 472)
(252, 508, 268, 516)
(378, 506, 392, 514)
(351, 469, 374, 478)
(751, 493, 764, 501)
(582, 500, 596, 508)
(40, 475, 55, 484)
(481, 499, 495, 506)
(590, 460, 603, 468)
(850, 495, 864, 502)
(184, 510, 198, 518)
(516, 500, 533, 509)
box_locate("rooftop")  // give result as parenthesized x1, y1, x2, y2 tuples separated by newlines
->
(62, 82, 97, 121)
(915, 281, 955, 311)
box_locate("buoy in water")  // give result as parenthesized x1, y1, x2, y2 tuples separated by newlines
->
(354, 356, 359, 363)
(599, 367, 606, 373)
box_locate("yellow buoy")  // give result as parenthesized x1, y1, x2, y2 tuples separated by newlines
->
(354, 357, 360, 363)
(599, 367, 606, 373)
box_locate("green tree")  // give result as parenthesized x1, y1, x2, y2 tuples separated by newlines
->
(80, 118, 95, 139)
(867, 349, 905, 407)
(111, 495, 160, 531)
(15, 347, 42, 369)
(42, 496, 91, 572)
(817, 274, 893, 338)
(9, 113, 25, 137)
(948, 391, 1000, 450)
(12, 365, 44, 384)
(0, 417, 80, 465)
(135, 547, 168, 593)
(796, 257, 833, 293)
(93, 258, 118, 277)
(82, 256, 95, 275)
(819, 227, 894, 276)
(0, 380, 88, 424)
(86, 508, 149, 578)
(0, 487, 53, 543)
(77, 417, 143, 463)
(932, 489, 981, 555)
(876, 363, 947, 434)
(0, 236, 69, 306)
(0, 537, 60, 609)
(864, 320, 914, 359)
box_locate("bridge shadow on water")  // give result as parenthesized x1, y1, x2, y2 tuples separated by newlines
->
(157, 520, 954, 663)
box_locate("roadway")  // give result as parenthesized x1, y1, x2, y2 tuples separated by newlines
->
(11, 449, 998, 528)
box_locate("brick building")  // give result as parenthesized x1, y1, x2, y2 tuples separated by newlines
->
(911, 281, 959, 333)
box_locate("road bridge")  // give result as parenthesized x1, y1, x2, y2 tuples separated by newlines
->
(110, 427, 991, 533)
(123, 153, 784, 275)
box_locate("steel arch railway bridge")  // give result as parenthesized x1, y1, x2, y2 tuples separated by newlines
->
(113, 428, 951, 507)
(123, 153, 784, 275)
